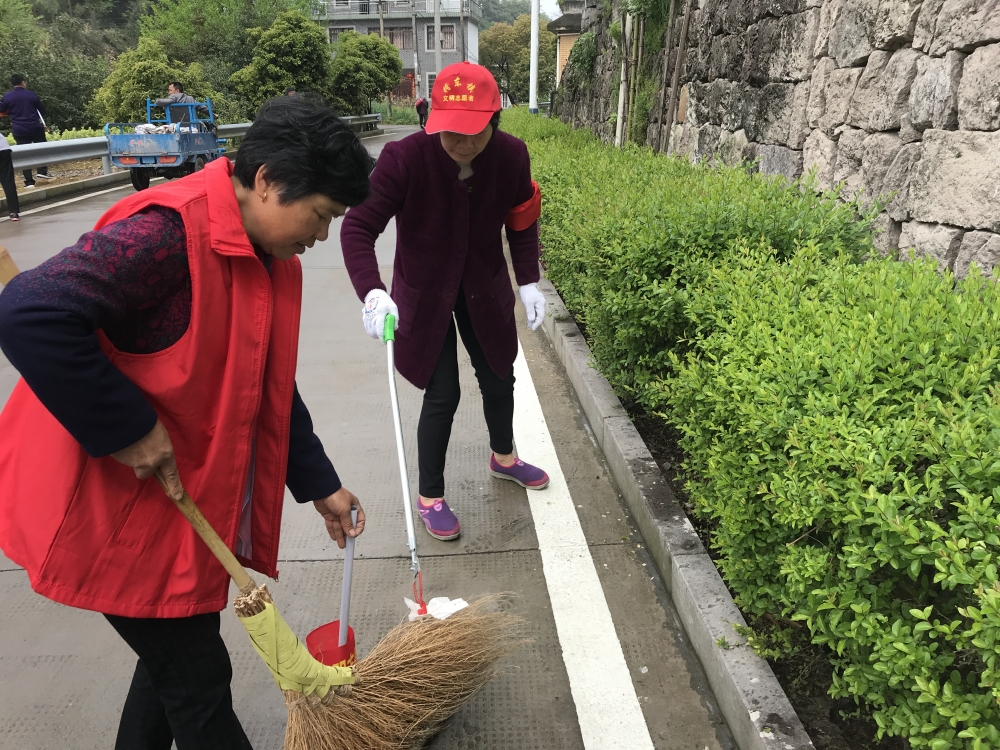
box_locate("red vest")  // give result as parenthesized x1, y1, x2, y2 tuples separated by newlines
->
(0, 158, 303, 618)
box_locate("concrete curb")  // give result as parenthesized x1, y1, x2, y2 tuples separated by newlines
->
(1, 171, 131, 213)
(537, 279, 815, 750)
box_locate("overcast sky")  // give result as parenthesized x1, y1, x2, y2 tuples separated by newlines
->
(541, 0, 561, 19)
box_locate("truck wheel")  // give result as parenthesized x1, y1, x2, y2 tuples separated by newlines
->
(194, 156, 207, 172)
(130, 168, 150, 191)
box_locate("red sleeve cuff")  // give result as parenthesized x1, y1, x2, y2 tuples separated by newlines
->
(505, 181, 541, 232)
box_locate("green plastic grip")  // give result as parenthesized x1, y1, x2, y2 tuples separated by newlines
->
(383, 313, 396, 343)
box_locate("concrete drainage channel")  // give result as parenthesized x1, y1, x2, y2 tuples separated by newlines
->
(537, 278, 816, 750)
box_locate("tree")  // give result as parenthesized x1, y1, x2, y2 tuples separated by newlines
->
(0, 0, 112, 130)
(328, 31, 402, 116)
(229, 10, 335, 117)
(87, 37, 222, 124)
(479, 13, 555, 105)
(479, 0, 529, 30)
(139, 0, 309, 89)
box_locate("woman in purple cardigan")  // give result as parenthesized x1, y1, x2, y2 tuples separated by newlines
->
(341, 62, 549, 540)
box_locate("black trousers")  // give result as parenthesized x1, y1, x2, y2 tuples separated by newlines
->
(13, 129, 48, 184)
(0, 150, 18, 213)
(417, 291, 515, 498)
(104, 612, 253, 750)
(418, 112, 427, 128)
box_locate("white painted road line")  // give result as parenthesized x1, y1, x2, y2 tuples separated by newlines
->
(513, 344, 656, 750)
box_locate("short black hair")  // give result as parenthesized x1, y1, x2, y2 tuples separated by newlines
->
(489, 110, 501, 131)
(284, 87, 296, 96)
(169, 81, 184, 92)
(10, 74, 25, 87)
(235, 95, 374, 208)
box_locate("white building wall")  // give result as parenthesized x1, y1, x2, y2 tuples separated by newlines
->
(466, 21, 479, 63)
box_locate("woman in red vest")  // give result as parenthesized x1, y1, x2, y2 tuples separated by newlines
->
(0, 96, 374, 749)
(341, 62, 549, 542)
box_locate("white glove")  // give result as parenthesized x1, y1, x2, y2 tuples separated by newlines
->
(519, 283, 546, 332)
(363, 289, 399, 341)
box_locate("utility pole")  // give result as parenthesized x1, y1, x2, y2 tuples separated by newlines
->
(379, 0, 392, 117)
(528, 0, 539, 112)
(615, 13, 631, 147)
(459, 0, 466, 61)
(434, 0, 442, 90)
(412, 11, 421, 98)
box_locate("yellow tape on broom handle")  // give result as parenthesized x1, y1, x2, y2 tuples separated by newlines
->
(155, 472, 258, 595)
(0, 246, 21, 286)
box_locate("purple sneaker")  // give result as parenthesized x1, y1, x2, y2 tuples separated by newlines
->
(490, 455, 550, 489)
(418, 498, 461, 540)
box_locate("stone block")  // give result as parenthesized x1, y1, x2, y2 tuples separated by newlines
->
(954, 231, 1000, 278)
(828, 0, 875, 67)
(745, 83, 796, 144)
(834, 126, 867, 194)
(899, 113, 922, 143)
(928, 0, 1000, 56)
(744, 9, 820, 85)
(871, 213, 902, 254)
(847, 47, 920, 131)
(757, 144, 805, 180)
(859, 131, 902, 208)
(813, 0, 841, 57)
(803, 128, 838, 190)
(789, 81, 811, 148)
(717, 129, 752, 165)
(819, 67, 864, 134)
(697, 124, 724, 163)
(909, 130, 1000, 232)
(709, 33, 747, 82)
(958, 43, 1000, 131)
(871, 0, 922, 50)
(881, 141, 922, 220)
(898, 220, 965, 270)
(677, 85, 690, 124)
(720, 0, 753, 34)
(806, 56, 837, 129)
(912, 0, 945, 52)
(688, 81, 711, 128)
(908, 50, 964, 131)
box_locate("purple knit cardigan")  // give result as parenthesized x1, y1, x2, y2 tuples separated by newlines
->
(340, 128, 541, 389)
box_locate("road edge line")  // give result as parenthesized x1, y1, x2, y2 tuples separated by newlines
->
(537, 278, 816, 750)
(512, 344, 656, 750)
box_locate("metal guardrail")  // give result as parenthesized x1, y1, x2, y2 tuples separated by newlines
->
(9, 114, 381, 171)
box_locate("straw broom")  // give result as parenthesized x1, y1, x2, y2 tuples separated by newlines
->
(155, 477, 522, 750)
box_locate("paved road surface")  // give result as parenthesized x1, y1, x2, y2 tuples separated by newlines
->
(0, 126, 735, 750)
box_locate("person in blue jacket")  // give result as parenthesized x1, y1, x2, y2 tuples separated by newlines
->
(0, 74, 52, 188)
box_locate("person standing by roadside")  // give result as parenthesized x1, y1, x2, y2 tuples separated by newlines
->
(342, 62, 549, 542)
(415, 96, 429, 129)
(0, 75, 51, 188)
(0, 131, 19, 221)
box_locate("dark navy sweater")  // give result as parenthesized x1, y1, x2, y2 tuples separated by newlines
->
(0, 87, 45, 137)
(0, 206, 341, 503)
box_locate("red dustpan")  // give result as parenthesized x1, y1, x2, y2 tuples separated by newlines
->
(306, 507, 359, 667)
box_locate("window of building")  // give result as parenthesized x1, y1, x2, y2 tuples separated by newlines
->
(329, 26, 353, 43)
(370, 27, 413, 49)
(425, 23, 455, 51)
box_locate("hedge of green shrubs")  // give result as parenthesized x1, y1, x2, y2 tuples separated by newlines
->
(503, 107, 1000, 749)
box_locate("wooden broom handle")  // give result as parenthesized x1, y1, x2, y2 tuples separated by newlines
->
(0, 246, 21, 286)
(155, 472, 259, 596)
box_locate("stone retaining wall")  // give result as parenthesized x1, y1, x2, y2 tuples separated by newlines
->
(556, 0, 1000, 274)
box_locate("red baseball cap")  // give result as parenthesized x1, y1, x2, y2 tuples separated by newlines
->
(425, 62, 502, 135)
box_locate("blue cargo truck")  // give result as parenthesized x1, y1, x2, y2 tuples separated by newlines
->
(105, 98, 226, 191)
